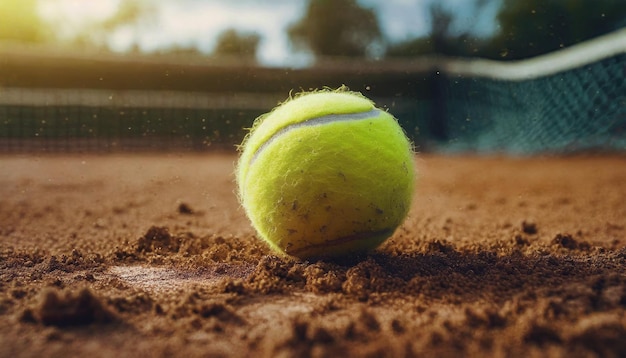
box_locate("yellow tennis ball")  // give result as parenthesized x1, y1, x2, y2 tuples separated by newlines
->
(237, 89, 415, 259)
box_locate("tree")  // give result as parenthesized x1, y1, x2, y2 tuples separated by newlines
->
(288, 0, 382, 58)
(386, 1, 492, 58)
(492, 0, 626, 60)
(72, 1, 156, 50)
(213, 29, 260, 60)
(0, 0, 50, 43)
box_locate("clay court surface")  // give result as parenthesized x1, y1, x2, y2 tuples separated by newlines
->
(1, 153, 625, 357)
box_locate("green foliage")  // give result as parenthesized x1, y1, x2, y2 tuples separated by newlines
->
(214, 29, 261, 60)
(0, 0, 50, 43)
(98, 1, 154, 32)
(387, 0, 626, 60)
(71, 1, 157, 50)
(288, 0, 382, 58)
(386, 1, 492, 58)
(492, 0, 626, 60)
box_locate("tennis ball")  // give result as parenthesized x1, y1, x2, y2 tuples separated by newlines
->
(237, 89, 415, 259)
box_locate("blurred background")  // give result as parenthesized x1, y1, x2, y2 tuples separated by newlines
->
(1, 0, 625, 154)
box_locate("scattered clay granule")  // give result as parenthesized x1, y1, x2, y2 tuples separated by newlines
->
(0, 154, 625, 357)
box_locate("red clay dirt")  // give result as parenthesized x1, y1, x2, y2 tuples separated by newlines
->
(0, 153, 625, 357)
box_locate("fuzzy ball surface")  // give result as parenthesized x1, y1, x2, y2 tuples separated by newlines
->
(237, 90, 415, 259)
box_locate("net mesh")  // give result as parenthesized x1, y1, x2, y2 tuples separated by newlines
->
(0, 90, 272, 152)
(440, 53, 626, 154)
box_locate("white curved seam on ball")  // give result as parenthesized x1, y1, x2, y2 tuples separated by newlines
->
(249, 108, 382, 166)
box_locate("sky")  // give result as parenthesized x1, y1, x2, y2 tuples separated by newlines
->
(38, 0, 501, 66)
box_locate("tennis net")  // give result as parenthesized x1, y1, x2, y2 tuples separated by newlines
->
(1, 28, 624, 154)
